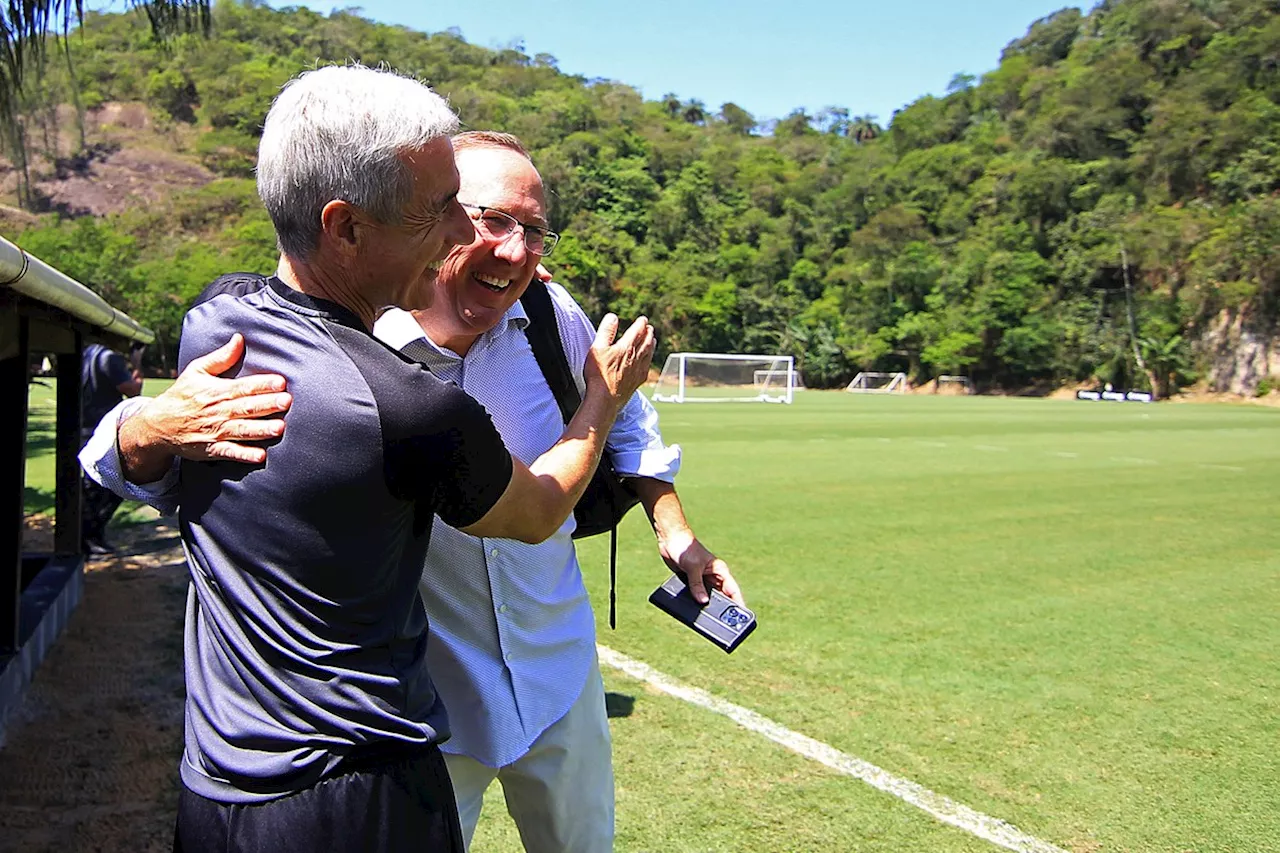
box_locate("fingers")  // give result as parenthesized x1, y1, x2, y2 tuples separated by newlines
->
(205, 441, 268, 465)
(685, 568, 709, 605)
(712, 561, 745, 606)
(535, 263, 553, 283)
(639, 323, 656, 358)
(221, 417, 286, 442)
(228, 373, 288, 396)
(615, 315, 649, 347)
(227, 392, 292, 420)
(593, 313, 620, 349)
(622, 319, 656, 366)
(188, 334, 246, 377)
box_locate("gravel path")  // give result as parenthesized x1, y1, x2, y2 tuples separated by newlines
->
(1, 518, 188, 853)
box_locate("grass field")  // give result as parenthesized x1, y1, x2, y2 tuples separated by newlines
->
(22, 377, 174, 520)
(23, 384, 1280, 851)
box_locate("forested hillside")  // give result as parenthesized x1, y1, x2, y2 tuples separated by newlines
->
(5, 0, 1279, 393)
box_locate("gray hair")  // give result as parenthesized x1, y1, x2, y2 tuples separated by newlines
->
(451, 130, 531, 160)
(257, 64, 460, 259)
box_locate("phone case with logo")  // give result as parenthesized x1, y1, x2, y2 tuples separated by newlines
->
(648, 573, 757, 653)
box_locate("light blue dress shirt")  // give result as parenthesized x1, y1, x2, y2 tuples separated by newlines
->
(82, 281, 680, 769)
(373, 283, 680, 767)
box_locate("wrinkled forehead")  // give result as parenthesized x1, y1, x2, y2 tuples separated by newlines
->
(455, 147, 547, 223)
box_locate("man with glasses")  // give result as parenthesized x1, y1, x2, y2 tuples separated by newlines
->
(80, 69, 657, 850)
(373, 131, 741, 850)
(83, 129, 739, 852)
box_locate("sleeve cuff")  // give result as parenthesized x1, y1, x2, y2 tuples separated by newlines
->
(611, 442, 681, 483)
(78, 398, 181, 515)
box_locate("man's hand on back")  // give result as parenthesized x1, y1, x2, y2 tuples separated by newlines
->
(118, 334, 292, 482)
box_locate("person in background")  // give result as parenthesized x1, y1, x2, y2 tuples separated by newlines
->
(79, 341, 143, 554)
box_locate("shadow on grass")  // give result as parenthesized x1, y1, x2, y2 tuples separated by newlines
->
(24, 425, 55, 459)
(605, 692, 635, 719)
(112, 500, 168, 528)
(23, 485, 54, 516)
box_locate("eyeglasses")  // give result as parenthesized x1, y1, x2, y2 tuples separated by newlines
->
(461, 203, 560, 257)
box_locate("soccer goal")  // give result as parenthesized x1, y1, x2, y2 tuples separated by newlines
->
(652, 353, 795, 404)
(754, 367, 803, 392)
(936, 374, 974, 395)
(845, 371, 907, 394)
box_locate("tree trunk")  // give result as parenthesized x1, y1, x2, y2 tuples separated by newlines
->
(5, 117, 32, 209)
(62, 36, 86, 154)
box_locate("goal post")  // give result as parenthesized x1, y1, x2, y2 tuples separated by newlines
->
(845, 371, 907, 394)
(652, 353, 796, 404)
(754, 368, 803, 391)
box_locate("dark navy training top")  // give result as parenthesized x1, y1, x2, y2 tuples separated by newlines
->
(81, 343, 133, 430)
(175, 276, 513, 803)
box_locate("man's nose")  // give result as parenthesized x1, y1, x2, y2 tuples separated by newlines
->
(493, 228, 529, 263)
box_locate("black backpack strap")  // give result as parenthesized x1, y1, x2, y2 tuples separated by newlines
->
(519, 281, 620, 630)
(520, 280, 581, 422)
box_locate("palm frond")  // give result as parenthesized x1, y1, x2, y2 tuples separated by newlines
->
(0, 0, 209, 124)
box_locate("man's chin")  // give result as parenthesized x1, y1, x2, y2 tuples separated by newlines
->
(399, 270, 441, 312)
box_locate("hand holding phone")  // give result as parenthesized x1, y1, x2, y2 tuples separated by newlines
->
(648, 573, 757, 653)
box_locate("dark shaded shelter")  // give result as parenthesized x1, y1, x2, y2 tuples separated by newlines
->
(0, 234, 153, 741)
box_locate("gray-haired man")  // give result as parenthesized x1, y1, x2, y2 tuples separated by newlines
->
(87, 65, 654, 853)
(88, 127, 738, 853)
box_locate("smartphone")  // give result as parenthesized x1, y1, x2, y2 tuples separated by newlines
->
(648, 573, 757, 653)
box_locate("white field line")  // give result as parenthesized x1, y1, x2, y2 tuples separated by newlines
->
(1109, 456, 1157, 465)
(598, 645, 1068, 853)
(1199, 463, 1245, 473)
(1050, 451, 1079, 459)
(916, 440, 949, 448)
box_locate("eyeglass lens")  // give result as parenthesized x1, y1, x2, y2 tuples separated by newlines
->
(475, 209, 555, 256)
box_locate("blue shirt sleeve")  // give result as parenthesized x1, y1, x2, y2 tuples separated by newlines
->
(545, 281, 681, 482)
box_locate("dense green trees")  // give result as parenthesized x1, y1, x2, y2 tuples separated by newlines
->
(7, 0, 1279, 393)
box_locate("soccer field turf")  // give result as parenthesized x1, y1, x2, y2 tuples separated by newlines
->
(551, 393, 1279, 852)
(25, 384, 1280, 850)
(22, 378, 175, 517)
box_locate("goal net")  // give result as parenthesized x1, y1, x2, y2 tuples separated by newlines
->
(845, 372, 907, 394)
(652, 353, 795, 404)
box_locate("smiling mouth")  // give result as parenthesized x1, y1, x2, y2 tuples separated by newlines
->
(474, 273, 511, 292)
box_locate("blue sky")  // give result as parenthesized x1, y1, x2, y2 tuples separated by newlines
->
(294, 0, 1079, 123)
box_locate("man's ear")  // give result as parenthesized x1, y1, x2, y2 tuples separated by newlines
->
(320, 200, 361, 257)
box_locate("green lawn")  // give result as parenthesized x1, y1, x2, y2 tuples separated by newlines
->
(23, 384, 1280, 851)
(23, 377, 174, 519)
(558, 394, 1277, 853)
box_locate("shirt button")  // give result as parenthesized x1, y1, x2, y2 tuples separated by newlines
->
(498, 604, 509, 614)
(490, 548, 499, 557)
(504, 652, 513, 662)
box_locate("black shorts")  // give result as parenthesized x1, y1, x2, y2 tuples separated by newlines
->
(173, 744, 463, 853)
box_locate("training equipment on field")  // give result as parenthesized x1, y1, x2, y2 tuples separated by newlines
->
(652, 353, 795, 403)
(1077, 388, 1154, 403)
(936, 374, 974, 395)
(649, 573, 757, 653)
(845, 371, 908, 394)
(755, 368, 804, 391)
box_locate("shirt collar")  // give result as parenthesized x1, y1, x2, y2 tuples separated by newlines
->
(374, 300, 531, 357)
(266, 276, 367, 332)
(372, 307, 428, 352)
